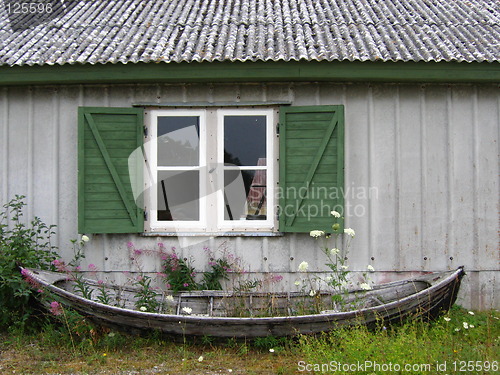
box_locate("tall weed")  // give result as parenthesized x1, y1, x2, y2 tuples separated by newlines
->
(0, 195, 58, 330)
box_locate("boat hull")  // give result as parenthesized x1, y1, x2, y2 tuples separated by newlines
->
(23, 267, 465, 338)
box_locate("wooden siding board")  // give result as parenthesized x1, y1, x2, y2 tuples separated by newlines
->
(369, 85, 399, 270)
(0, 61, 499, 86)
(398, 85, 425, 270)
(421, 86, 453, 268)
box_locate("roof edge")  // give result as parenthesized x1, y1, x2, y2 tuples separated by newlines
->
(0, 61, 498, 86)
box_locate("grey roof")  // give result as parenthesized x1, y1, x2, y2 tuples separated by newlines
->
(1, 0, 499, 66)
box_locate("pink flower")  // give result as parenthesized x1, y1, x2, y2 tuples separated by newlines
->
(271, 274, 284, 283)
(183, 283, 189, 287)
(21, 269, 40, 289)
(49, 301, 63, 316)
(127, 241, 134, 248)
(52, 259, 68, 272)
(134, 248, 143, 255)
(88, 264, 97, 271)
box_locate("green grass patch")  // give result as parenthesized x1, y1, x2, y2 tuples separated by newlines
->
(0, 306, 498, 374)
(297, 306, 499, 374)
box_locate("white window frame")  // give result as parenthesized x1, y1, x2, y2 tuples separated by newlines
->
(144, 107, 278, 234)
(216, 108, 275, 231)
(146, 109, 207, 232)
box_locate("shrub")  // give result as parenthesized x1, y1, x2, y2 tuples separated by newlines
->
(0, 195, 58, 330)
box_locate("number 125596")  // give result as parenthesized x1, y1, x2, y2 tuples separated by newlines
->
(6, 2, 53, 14)
(453, 361, 498, 372)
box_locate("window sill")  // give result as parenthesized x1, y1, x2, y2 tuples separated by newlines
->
(140, 231, 285, 237)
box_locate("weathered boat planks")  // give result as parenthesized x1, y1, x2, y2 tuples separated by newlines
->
(23, 267, 465, 338)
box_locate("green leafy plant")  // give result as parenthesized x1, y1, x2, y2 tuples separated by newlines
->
(133, 275, 161, 312)
(95, 280, 113, 305)
(200, 247, 235, 290)
(161, 248, 198, 292)
(0, 195, 59, 330)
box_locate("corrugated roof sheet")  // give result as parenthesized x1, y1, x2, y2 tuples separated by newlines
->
(0, 0, 499, 66)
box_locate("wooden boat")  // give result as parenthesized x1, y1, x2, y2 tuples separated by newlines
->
(22, 267, 465, 338)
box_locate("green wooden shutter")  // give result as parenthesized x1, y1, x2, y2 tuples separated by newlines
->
(279, 105, 344, 233)
(78, 107, 144, 233)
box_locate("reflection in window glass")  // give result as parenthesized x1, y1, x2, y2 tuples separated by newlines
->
(224, 116, 266, 166)
(157, 171, 199, 221)
(157, 116, 199, 166)
(224, 170, 266, 221)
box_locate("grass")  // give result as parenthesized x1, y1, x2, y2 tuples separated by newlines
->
(0, 306, 498, 374)
(299, 306, 499, 374)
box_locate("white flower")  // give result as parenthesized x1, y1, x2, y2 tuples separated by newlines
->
(463, 322, 469, 329)
(469, 324, 475, 328)
(294, 280, 301, 286)
(298, 261, 309, 272)
(344, 228, 355, 237)
(198, 356, 204, 362)
(269, 348, 275, 353)
(309, 230, 325, 238)
(330, 210, 341, 218)
(81, 235, 90, 242)
(468, 311, 475, 315)
(182, 306, 192, 314)
(330, 248, 340, 256)
(139, 306, 147, 312)
(325, 276, 333, 282)
(309, 290, 316, 297)
(455, 328, 460, 332)
(443, 317, 451, 322)
(367, 265, 375, 272)
(166, 295, 174, 302)
(340, 265, 349, 270)
(360, 283, 372, 290)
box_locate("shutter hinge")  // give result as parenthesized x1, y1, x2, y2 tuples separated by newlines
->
(144, 211, 148, 221)
(143, 126, 148, 137)
(276, 123, 280, 135)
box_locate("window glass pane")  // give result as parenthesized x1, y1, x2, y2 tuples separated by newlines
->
(224, 116, 266, 166)
(224, 170, 267, 221)
(157, 171, 199, 221)
(157, 116, 199, 166)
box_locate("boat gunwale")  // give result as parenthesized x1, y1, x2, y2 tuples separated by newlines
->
(23, 267, 464, 324)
